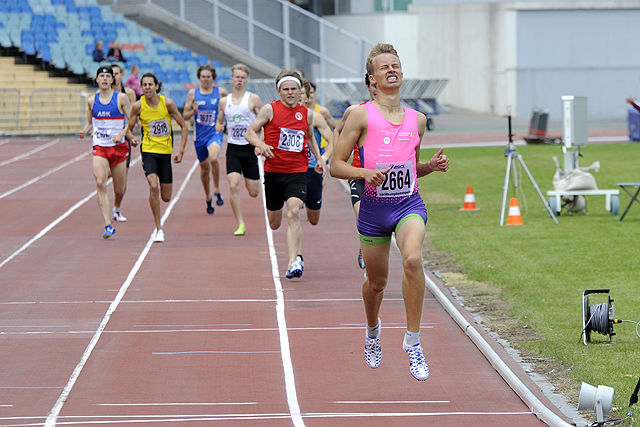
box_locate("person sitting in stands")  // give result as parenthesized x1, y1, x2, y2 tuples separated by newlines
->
(107, 40, 127, 63)
(92, 40, 106, 62)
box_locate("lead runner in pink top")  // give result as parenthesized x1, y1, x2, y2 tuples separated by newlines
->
(331, 43, 449, 382)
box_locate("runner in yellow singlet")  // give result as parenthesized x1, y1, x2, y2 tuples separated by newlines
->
(127, 72, 189, 243)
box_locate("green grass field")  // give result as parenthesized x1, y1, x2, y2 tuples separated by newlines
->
(419, 142, 640, 424)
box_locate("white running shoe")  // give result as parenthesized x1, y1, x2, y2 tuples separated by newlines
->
(112, 208, 127, 222)
(153, 229, 165, 243)
(403, 342, 430, 381)
(364, 334, 382, 368)
(285, 256, 304, 279)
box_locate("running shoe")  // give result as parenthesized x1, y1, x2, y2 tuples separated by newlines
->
(102, 224, 116, 239)
(112, 208, 127, 222)
(285, 256, 303, 279)
(206, 198, 214, 215)
(234, 224, 246, 236)
(153, 229, 165, 243)
(357, 247, 365, 269)
(403, 342, 430, 381)
(364, 334, 382, 369)
(215, 192, 224, 206)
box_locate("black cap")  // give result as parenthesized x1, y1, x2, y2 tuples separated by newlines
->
(96, 66, 114, 78)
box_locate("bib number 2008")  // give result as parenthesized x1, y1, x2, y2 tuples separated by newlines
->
(278, 127, 304, 153)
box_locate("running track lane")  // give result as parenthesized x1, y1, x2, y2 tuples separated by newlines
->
(0, 137, 570, 425)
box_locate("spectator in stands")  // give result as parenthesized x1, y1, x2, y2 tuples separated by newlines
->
(107, 40, 126, 63)
(125, 64, 142, 98)
(92, 40, 106, 62)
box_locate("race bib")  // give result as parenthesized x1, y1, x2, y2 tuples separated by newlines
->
(231, 125, 247, 139)
(149, 119, 170, 137)
(278, 127, 304, 152)
(376, 161, 415, 197)
(196, 110, 215, 125)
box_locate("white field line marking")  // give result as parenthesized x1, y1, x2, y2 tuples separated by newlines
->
(44, 159, 199, 427)
(257, 158, 303, 427)
(0, 138, 11, 147)
(0, 156, 140, 270)
(1, 410, 536, 425)
(0, 139, 60, 167)
(1, 325, 436, 336)
(0, 152, 88, 200)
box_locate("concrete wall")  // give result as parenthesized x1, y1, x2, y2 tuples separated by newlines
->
(327, 1, 640, 120)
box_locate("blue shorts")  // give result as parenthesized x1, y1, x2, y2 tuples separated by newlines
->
(357, 191, 427, 245)
(194, 133, 223, 162)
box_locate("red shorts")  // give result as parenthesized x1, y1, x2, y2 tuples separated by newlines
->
(93, 143, 129, 167)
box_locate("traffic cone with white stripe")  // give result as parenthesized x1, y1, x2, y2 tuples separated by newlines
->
(506, 197, 523, 225)
(461, 186, 477, 211)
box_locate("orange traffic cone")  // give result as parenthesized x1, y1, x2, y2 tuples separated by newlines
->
(461, 186, 477, 211)
(506, 197, 523, 225)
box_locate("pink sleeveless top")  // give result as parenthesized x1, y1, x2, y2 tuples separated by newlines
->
(360, 103, 420, 202)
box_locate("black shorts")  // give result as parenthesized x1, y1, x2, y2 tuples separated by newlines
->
(305, 168, 323, 210)
(141, 152, 172, 184)
(349, 179, 365, 206)
(125, 138, 132, 168)
(226, 143, 259, 180)
(264, 171, 307, 211)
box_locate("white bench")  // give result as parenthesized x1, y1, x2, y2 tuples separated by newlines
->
(546, 189, 620, 214)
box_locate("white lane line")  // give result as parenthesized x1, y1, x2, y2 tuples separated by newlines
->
(0, 138, 11, 147)
(0, 152, 88, 200)
(0, 139, 60, 167)
(0, 157, 140, 270)
(44, 159, 199, 427)
(257, 158, 303, 427)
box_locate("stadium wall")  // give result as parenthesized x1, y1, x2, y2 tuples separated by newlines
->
(327, 0, 640, 121)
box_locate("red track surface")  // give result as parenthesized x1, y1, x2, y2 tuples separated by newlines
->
(0, 136, 572, 426)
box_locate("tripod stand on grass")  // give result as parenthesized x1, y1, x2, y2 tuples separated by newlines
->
(499, 115, 559, 226)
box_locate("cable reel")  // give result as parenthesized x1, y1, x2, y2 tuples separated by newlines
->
(582, 289, 617, 345)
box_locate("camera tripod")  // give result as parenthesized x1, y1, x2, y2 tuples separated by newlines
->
(499, 115, 559, 226)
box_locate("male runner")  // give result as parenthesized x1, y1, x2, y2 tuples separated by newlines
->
(127, 72, 189, 243)
(331, 44, 449, 381)
(245, 70, 325, 279)
(216, 63, 263, 236)
(307, 81, 339, 129)
(183, 64, 227, 214)
(109, 63, 136, 222)
(79, 66, 132, 239)
(301, 80, 333, 226)
(333, 72, 377, 269)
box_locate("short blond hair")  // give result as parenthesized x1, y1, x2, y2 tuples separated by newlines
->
(231, 63, 249, 76)
(365, 43, 400, 75)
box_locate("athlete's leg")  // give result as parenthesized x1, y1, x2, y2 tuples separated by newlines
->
(110, 161, 127, 210)
(146, 173, 162, 231)
(208, 142, 222, 194)
(361, 241, 391, 328)
(285, 196, 304, 265)
(306, 208, 320, 225)
(227, 172, 244, 226)
(266, 209, 283, 230)
(394, 218, 426, 332)
(115, 167, 128, 211)
(199, 160, 211, 201)
(160, 183, 172, 203)
(93, 155, 112, 226)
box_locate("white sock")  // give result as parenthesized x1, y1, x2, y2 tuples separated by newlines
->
(366, 318, 381, 339)
(404, 330, 420, 347)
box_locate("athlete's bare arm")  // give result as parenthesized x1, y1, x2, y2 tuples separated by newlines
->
(220, 87, 229, 98)
(249, 93, 263, 115)
(330, 105, 388, 187)
(319, 104, 339, 129)
(126, 100, 141, 146)
(79, 96, 95, 138)
(415, 112, 449, 177)
(245, 104, 274, 158)
(332, 104, 357, 151)
(313, 111, 333, 162)
(124, 87, 136, 104)
(166, 97, 189, 163)
(216, 96, 226, 133)
(112, 92, 132, 143)
(182, 88, 197, 120)
(306, 110, 324, 174)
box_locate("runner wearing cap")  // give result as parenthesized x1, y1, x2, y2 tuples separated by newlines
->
(79, 66, 132, 239)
